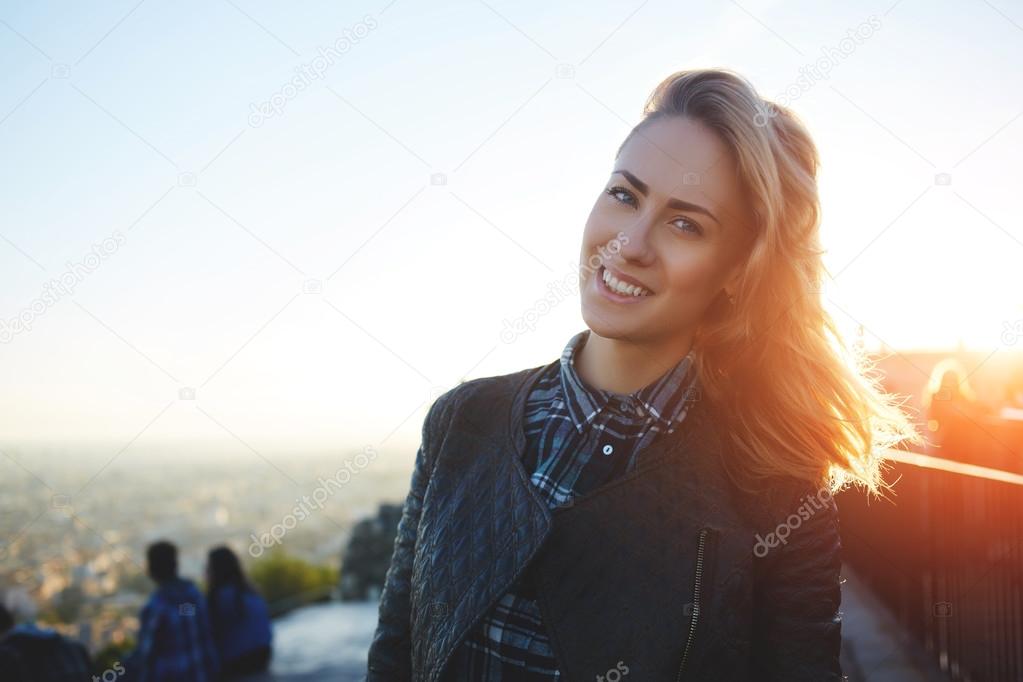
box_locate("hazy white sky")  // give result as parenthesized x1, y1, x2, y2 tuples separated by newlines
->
(1, 0, 1021, 456)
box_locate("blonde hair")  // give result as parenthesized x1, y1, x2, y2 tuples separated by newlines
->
(625, 68, 923, 498)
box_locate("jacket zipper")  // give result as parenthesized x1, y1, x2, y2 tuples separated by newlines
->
(675, 527, 711, 682)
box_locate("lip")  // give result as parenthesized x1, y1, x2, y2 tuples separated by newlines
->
(596, 265, 655, 303)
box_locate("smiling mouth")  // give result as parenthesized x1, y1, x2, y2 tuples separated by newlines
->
(598, 265, 654, 298)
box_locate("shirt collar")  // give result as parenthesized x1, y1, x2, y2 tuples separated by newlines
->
(559, 329, 700, 433)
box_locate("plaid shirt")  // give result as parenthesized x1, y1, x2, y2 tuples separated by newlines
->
(442, 328, 700, 680)
(131, 577, 219, 682)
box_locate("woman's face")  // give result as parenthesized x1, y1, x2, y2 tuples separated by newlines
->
(579, 115, 752, 344)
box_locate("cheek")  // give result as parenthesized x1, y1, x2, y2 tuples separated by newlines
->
(583, 196, 626, 240)
(581, 207, 605, 248)
(662, 249, 724, 296)
(580, 211, 622, 263)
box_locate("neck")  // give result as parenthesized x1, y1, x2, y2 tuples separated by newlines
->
(575, 329, 693, 395)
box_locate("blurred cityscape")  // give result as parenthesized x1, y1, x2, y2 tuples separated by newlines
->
(0, 446, 413, 661)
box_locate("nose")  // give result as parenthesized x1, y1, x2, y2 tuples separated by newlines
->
(615, 214, 656, 266)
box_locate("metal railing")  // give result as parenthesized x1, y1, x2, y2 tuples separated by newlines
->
(836, 449, 1023, 682)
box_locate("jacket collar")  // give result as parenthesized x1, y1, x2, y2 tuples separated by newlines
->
(506, 353, 715, 519)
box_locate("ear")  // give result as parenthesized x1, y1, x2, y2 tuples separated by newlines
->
(722, 263, 743, 299)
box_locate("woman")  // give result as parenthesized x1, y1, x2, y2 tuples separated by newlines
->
(922, 358, 991, 465)
(367, 68, 921, 681)
(205, 545, 273, 678)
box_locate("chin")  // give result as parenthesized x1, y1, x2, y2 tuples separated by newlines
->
(581, 307, 643, 340)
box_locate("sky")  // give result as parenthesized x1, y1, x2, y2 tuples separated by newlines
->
(1, 0, 1021, 456)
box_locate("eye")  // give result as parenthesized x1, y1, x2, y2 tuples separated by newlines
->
(605, 185, 636, 206)
(671, 216, 704, 236)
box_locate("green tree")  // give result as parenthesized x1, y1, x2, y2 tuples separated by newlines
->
(248, 550, 336, 616)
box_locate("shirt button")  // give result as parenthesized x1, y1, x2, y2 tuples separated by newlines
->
(602, 444, 614, 456)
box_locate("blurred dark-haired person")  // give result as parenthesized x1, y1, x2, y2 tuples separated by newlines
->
(124, 540, 219, 682)
(923, 358, 992, 465)
(0, 602, 92, 681)
(205, 545, 272, 677)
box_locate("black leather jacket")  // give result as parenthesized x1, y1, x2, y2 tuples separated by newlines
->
(366, 359, 844, 681)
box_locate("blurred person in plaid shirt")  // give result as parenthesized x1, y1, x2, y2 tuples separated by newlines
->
(123, 540, 219, 682)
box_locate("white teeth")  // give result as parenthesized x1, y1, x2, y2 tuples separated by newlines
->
(602, 267, 652, 297)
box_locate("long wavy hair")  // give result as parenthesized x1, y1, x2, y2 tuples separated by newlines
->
(206, 545, 255, 623)
(621, 68, 923, 498)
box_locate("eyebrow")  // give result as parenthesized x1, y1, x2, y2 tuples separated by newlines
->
(611, 169, 721, 226)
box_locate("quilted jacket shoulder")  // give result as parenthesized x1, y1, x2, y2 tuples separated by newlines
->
(365, 364, 544, 681)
